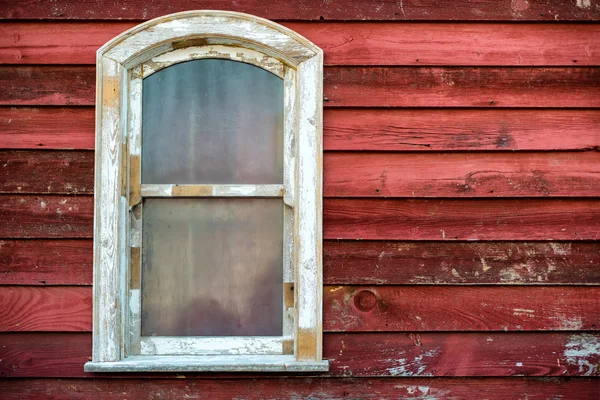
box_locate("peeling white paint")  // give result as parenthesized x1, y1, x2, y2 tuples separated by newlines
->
(549, 242, 571, 256)
(576, 0, 592, 9)
(480, 256, 491, 272)
(386, 349, 439, 376)
(564, 334, 600, 376)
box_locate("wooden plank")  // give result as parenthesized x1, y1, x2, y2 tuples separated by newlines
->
(324, 241, 600, 285)
(0, 151, 94, 194)
(324, 286, 600, 332)
(1, 332, 598, 377)
(3, 240, 597, 286)
(3, 378, 600, 399)
(0, 66, 95, 106)
(4, 196, 600, 240)
(7, 151, 600, 197)
(1, 0, 598, 21)
(323, 109, 600, 151)
(0, 107, 94, 150)
(4, 285, 598, 332)
(2, 22, 600, 66)
(324, 151, 600, 198)
(0, 240, 92, 285)
(326, 332, 600, 377)
(324, 67, 600, 108)
(3, 66, 599, 108)
(324, 199, 600, 241)
(0, 195, 93, 238)
(2, 108, 599, 152)
(0, 287, 91, 332)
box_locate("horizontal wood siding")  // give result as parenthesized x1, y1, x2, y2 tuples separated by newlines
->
(2, 66, 599, 107)
(2, 22, 600, 66)
(4, 150, 600, 197)
(2, 378, 599, 400)
(1, 0, 598, 21)
(3, 240, 599, 286)
(0, 1, 598, 396)
(2, 378, 599, 399)
(1, 285, 598, 332)
(2, 108, 598, 151)
(1, 332, 599, 377)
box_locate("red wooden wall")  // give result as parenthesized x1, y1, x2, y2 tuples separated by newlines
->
(1, 1, 600, 398)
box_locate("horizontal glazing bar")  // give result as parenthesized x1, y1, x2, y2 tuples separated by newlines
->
(140, 184, 285, 197)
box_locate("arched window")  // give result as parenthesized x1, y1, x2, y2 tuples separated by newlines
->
(86, 11, 326, 372)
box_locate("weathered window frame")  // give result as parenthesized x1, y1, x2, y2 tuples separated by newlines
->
(84, 10, 326, 373)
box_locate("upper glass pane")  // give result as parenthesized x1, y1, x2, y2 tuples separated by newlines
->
(141, 59, 284, 184)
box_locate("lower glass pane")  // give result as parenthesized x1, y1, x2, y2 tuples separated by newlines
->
(141, 198, 283, 336)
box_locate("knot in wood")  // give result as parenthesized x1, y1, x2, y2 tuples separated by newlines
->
(353, 290, 377, 312)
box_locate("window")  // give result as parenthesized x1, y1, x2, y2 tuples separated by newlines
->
(85, 10, 327, 372)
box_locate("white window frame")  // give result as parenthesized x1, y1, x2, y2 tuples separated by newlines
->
(84, 10, 326, 373)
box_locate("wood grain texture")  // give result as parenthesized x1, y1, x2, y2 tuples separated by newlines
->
(0, 286, 91, 332)
(323, 109, 600, 151)
(4, 196, 600, 240)
(2, 332, 599, 377)
(0, 240, 92, 285)
(0, 107, 95, 149)
(4, 285, 598, 333)
(0, 195, 93, 238)
(1, 0, 598, 21)
(323, 286, 600, 332)
(7, 150, 600, 197)
(324, 199, 600, 241)
(0, 66, 95, 106)
(2, 240, 597, 286)
(0, 151, 94, 194)
(3, 378, 600, 400)
(324, 241, 600, 285)
(324, 151, 600, 198)
(2, 107, 599, 151)
(324, 67, 600, 108)
(2, 22, 600, 66)
(3, 66, 600, 108)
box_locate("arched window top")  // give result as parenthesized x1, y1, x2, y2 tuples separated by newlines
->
(99, 10, 321, 69)
(89, 10, 325, 373)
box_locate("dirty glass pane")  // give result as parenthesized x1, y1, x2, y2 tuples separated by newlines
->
(141, 59, 284, 184)
(141, 198, 283, 336)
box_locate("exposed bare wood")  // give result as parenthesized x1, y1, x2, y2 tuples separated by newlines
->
(91, 10, 325, 371)
(140, 184, 285, 197)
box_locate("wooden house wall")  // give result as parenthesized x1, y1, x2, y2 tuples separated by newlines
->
(1, 1, 599, 398)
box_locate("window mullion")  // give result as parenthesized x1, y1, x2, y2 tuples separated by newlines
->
(140, 184, 285, 197)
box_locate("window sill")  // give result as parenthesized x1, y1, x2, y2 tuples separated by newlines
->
(84, 355, 329, 373)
